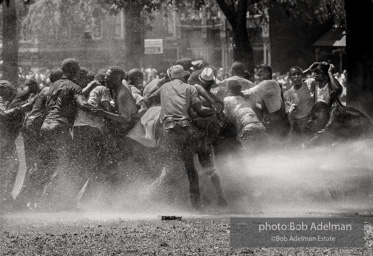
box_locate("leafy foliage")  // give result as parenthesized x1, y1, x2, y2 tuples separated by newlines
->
(269, 0, 345, 27)
(22, 0, 105, 40)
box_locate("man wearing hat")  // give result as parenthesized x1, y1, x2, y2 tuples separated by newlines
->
(189, 67, 228, 207)
(187, 60, 217, 87)
(148, 65, 214, 209)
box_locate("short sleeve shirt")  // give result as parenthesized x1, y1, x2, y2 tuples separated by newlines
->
(44, 77, 82, 127)
(305, 78, 332, 105)
(284, 82, 314, 119)
(158, 79, 201, 122)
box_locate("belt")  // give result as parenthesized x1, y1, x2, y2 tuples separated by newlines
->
(163, 116, 191, 130)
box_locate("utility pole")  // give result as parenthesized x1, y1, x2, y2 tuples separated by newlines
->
(173, 0, 182, 59)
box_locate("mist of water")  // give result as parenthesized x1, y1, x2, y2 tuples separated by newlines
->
(9, 136, 373, 221)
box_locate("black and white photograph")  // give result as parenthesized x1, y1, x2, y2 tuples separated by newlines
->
(1, 0, 373, 255)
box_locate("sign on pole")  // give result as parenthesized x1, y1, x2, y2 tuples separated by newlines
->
(144, 39, 163, 54)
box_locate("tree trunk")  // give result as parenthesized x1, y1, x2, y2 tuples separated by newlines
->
(2, 0, 18, 86)
(231, 26, 254, 76)
(345, 0, 373, 118)
(124, 4, 144, 70)
(215, 0, 255, 76)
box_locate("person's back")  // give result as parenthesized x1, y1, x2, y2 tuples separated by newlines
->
(74, 84, 111, 131)
(223, 81, 267, 150)
(224, 96, 261, 133)
(44, 77, 82, 128)
(159, 79, 198, 122)
(213, 62, 254, 99)
(249, 79, 282, 114)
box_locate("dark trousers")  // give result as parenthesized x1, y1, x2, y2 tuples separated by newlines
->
(158, 125, 200, 209)
(37, 120, 73, 210)
(71, 125, 107, 203)
(16, 126, 43, 207)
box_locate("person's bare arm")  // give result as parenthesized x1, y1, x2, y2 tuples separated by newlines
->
(82, 80, 99, 98)
(327, 64, 343, 96)
(133, 100, 148, 119)
(191, 102, 214, 117)
(303, 62, 319, 75)
(74, 94, 95, 112)
(101, 100, 115, 112)
(90, 109, 128, 124)
(194, 84, 216, 105)
(145, 87, 161, 106)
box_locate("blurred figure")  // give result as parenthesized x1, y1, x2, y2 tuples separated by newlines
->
(18, 72, 61, 210)
(245, 64, 290, 140)
(303, 62, 343, 133)
(223, 80, 267, 151)
(189, 67, 228, 207)
(128, 68, 145, 96)
(145, 65, 158, 83)
(39, 58, 95, 210)
(214, 62, 255, 100)
(0, 80, 18, 211)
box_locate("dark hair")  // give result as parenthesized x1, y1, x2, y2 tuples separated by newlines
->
(94, 68, 107, 84)
(257, 64, 272, 79)
(158, 72, 167, 79)
(315, 63, 330, 74)
(191, 60, 209, 70)
(289, 66, 303, 75)
(107, 66, 126, 80)
(87, 71, 95, 83)
(49, 68, 63, 83)
(176, 58, 193, 71)
(24, 78, 38, 91)
(80, 67, 89, 76)
(231, 62, 245, 76)
(127, 68, 144, 83)
(61, 58, 80, 77)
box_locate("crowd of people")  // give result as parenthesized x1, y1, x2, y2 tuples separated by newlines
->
(0, 56, 371, 213)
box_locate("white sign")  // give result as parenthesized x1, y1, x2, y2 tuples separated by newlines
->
(144, 39, 163, 54)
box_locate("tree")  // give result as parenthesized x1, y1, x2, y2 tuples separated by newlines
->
(344, 0, 373, 117)
(2, 0, 18, 86)
(1, 0, 32, 86)
(104, 0, 162, 69)
(22, 0, 104, 41)
(214, 0, 256, 74)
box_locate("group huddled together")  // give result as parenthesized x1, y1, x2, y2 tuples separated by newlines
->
(1, 57, 372, 213)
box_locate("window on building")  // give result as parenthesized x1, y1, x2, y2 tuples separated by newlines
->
(92, 17, 103, 40)
(114, 11, 124, 39)
(84, 16, 103, 40)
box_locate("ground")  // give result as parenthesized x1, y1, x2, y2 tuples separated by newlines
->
(1, 212, 373, 255)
